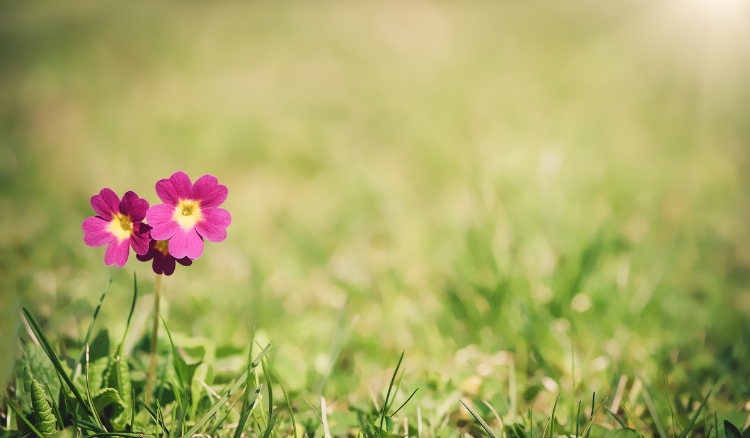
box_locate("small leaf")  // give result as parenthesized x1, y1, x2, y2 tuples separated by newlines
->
(24, 345, 60, 400)
(90, 387, 126, 412)
(31, 379, 56, 435)
(88, 330, 110, 363)
(19, 365, 33, 411)
(46, 427, 76, 438)
(76, 357, 108, 393)
(385, 416, 394, 434)
(107, 343, 132, 428)
(725, 421, 743, 438)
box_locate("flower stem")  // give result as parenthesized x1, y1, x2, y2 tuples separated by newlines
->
(145, 273, 162, 405)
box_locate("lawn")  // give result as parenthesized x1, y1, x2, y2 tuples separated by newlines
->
(1, 1, 750, 437)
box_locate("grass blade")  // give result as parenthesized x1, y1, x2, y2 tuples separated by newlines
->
(319, 305, 358, 395)
(207, 393, 244, 437)
(677, 391, 711, 438)
(84, 433, 154, 438)
(641, 380, 667, 438)
(529, 399, 535, 438)
(232, 335, 259, 438)
(234, 385, 263, 438)
(606, 407, 627, 429)
(156, 399, 163, 438)
(76, 280, 112, 376)
(159, 315, 184, 388)
(580, 394, 608, 438)
(84, 343, 104, 428)
(22, 307, 95, 417)
(379, 352, 404, 436)
(583, 392, 596, 438)
(6, 398, 45, 438)
(386, 369, 406, 413)
(262, 411, 279, 438)
(714, 413, 719, 438)
(621, 403, 643, 438)
(184, 343, 272, 438)
(262, 357, 274, 435)
(460, 398, 497, 438)
(74, 418, 108, 433)
(122, 273, 138, 345)
(267, 354, 298, 438)
(130, 388, 136, 431)
(247, 331, 256, 400)
(138, 398, 167, 432)
(391, 388, 419, 416)
(550, 393, 560, 438)
(321, 396, 332, 438)
(662, 373, 677, 438)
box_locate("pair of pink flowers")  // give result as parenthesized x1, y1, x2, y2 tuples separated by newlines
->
(82, 171, 231, 275)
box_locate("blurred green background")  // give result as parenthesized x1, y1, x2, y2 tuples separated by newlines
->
(2, 0, 750, 418)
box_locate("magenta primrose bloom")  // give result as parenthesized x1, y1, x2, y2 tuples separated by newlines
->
(82, 189, 151, 267)
(146, 171, 231, 260)
(136, 239, 192, 276)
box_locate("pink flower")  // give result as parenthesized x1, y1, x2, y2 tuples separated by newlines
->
(145, 171, 231, 260)
(136, 239, 193, 276)
(82, 188, 151, 267)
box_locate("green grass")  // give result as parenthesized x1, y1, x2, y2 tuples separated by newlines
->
(2, 0, 750, 436)
(2, 291, 746, 437)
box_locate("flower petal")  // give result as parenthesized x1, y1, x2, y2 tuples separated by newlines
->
(171, 171, 193, 198)
(134, 221, 152, 236)
(137, 239, 158, 262)
(130, 222, 152, 255)
(90, 188, 120, 219)
(104, 239, 130, 267)
(120, 191, 149, 221)
(169, 228, 204, 260)
(146, 203, 176, 226)
(192, 174, 228, 208)
(156, 171, 192, 204)
(161, 256, 177, 276)
(147, 204, 180, 241)
(176, 257, 193, 267)
(155, 178, 179, 205)
(195, 207, 231, 242)
(83, 216, 114, 247)
(136, 249, 156, 262)
(151, 222, 179, 241)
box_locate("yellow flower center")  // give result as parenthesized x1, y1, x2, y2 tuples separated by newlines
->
(154, 239, 170, 256)
(173, 199, 203, 231)
(107, 213, 133, 242)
